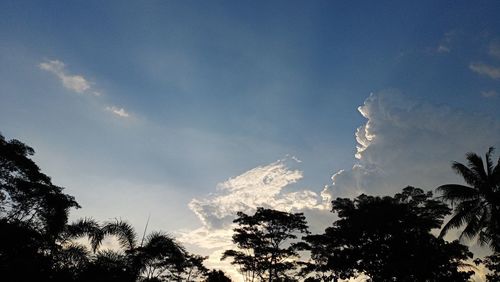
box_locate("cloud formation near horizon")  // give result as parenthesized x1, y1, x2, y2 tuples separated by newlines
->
(188, 157, 328, 230)
(181, 158, 330, 279)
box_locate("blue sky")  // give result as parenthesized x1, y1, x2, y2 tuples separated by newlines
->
(1, 1, 500, 279)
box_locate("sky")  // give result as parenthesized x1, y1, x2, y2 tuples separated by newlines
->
(1, 1, 500, 280)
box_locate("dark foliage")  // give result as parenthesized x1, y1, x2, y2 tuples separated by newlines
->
(0, 133, 209, 282)
(481, 252, 500, 281)
(303, 187, 474, 281)
(222, 207, 309, 281)
(1, 132, 494, 281)
(205, 269, 232, 282)
(0, 133, 79, 281)
(437, 147, 500, 251)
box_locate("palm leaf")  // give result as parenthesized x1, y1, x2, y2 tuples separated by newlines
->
(439, 199, 482, 238)
(102, 219, 138, 251)
(485, 147, 495, 177)
(451, 162, 480, 187)
(465, 152, 487, 180)
(436, 184, 479, 205)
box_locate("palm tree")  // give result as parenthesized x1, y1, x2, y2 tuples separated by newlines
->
(437, 147, 500, 251)
(63, 218, 191, 281)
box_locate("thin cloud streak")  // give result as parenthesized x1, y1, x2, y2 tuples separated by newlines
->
(40, 59, 132, 119)
(39, 60, 97, 94)
(489, 42, 500, 60)
(481, 90, 498, 98)
(469, 62, 500, 79)
(106, 106, 130, 118)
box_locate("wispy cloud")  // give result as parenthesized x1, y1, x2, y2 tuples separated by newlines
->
(489, 42, 500, 60)
(188, 157, 327, 229)
(481, 90, 498, 98)
(105, 106, 130, 118)
(469, 62, 500, 79)
(40, 59, 133, 119)
(436, 31, 457, 53)
(39, 60, 98, 95)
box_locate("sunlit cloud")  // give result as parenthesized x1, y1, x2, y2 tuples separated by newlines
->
(39, 60, 98, 95)
(322, 91, 500, 200)
(105, 106, 130, 118)
(469, 62, 500, 79)
(180, 157, 330, 280)
(188, 157, 327, 229)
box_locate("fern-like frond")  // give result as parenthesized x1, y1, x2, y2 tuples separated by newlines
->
(102, 219, 138, 251)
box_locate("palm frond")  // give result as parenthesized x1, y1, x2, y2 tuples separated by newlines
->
(144, 231, 185, 257)
(465, 152, 487, 181)
(492, 156, 500, 187)
(102, 219, 138, 251)
(64, 217, 104, 252)
(436, 184, 480, 205)
(459, 204, 489, 241)
(451, 162, 480, 187)
(439, 199, 483, 238)
(486, 147, 495, 177)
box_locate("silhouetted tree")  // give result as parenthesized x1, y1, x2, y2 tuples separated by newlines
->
(0, 133, 79, 281)
(222, 207, 309, 282)
(64, 218, 198, 281)
(303, 187, 474, 281)
(205, 269, 232, 282)
(437, 147, 500, 251)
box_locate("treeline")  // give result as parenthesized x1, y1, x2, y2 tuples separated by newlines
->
(0, 133, 499, 281)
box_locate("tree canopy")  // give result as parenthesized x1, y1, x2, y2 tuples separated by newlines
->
(303, 187, 474, 281)
(2, 132, 498, 281)
(222, 207, 309, 282)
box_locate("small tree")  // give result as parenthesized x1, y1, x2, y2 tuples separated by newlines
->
(222, 207, 309, 282)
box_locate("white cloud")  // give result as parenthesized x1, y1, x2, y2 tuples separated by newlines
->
(481, 90, 498, 98)
(39, 60, 97, 94)
(322, 91, 500, 199)
(40, 59, 133, 120)
(105, 106, 130, 118)
(187, 157, 327, 230)
(469, 62, 500, 79)
(321, 92, 499, 281)
(180, 157, 329, 280)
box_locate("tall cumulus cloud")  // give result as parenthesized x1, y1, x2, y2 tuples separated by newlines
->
(322, 91, 500, 200)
